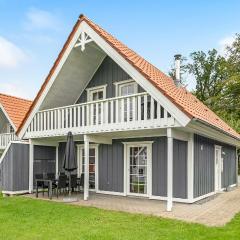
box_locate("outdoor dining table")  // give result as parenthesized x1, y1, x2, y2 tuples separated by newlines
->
(35, 176, 82, 200)
(35, 178, 54, 200)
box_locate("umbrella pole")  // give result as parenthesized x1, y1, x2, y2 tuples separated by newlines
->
(69, 172, 71, 197)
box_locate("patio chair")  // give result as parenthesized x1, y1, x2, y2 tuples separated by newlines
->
(35, 173, 48, 196)
(47, 173, 57, 189)
(47, 173, 55, 180)
(69, 174, 78, 192)
(55, 174, 68, 198)
(78, 173, 84, 193)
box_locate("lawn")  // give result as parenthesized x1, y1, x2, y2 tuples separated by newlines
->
(0, 195, 240, 240)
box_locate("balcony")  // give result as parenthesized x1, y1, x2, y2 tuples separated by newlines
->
(0, 133, 18, 149)
(25, 92, 180, 138)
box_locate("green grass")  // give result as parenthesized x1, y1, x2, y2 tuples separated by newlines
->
(0, 196, 240, 240)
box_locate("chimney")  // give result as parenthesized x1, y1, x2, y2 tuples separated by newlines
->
(174, 54, 181, 87)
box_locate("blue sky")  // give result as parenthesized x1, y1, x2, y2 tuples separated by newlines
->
(0, 0, 240, 99)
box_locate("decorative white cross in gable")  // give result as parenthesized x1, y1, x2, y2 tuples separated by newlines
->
(74, 32, 93, 51)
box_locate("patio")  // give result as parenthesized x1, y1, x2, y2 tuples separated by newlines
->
(25, 186, 240, 227)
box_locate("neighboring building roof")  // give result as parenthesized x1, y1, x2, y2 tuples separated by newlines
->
(17, 14, 240, 139)
(0, 93, 32, 130)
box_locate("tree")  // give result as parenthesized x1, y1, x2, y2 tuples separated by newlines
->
(182, 38, 240, 133)
(219, 34, 240, 132)
(186, 49, 228, 109)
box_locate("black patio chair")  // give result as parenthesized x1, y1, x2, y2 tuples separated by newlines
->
(35, 173, 48, 196)
(55, 174, 68, 198)
(78, 173, 84, 193)
(47, 173, 57, 189)
(47, 173, 55, 180)
(70, 174, 78, 192)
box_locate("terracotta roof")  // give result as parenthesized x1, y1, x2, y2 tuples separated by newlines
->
(17, 14, 240, 140)
(0, 93, 32, 130)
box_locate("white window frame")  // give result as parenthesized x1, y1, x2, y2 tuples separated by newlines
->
(214, 145, 223, 192)
(86, 84, 107, 102)
(114, 79, 138, 97)
(77, 144, 99, 192)
(123, 141, 153, 197)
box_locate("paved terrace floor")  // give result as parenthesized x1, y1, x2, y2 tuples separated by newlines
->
(25, 187, 240, 227)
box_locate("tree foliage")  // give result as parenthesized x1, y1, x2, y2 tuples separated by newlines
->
(180, 35, 240, 133)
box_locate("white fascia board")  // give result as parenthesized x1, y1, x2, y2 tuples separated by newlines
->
(0, 103, 16, 131)
(187, 120, 240, 147)
(18, 23, 86, 139)
(82, 22, 191, 127)
(30, 140, 59, 147)
(84, 134, 112, 145)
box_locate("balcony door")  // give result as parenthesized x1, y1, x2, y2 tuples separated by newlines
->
(117, 80, 138, 121)
(87, 85, 106, 125)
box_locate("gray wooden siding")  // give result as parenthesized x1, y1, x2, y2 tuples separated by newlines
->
(194, 134, 237, 198)
(152, 138, 188, 198)
(98, 140, 124, 192)
(33, 146, 56, 184)
(152, 137, 167, 196)
(0, 143, 29, 192)
(76, 56, 144, 103)
(173, 139, 188, 199)
(222, 145, 236, 188)
(194, 135, 215, 198)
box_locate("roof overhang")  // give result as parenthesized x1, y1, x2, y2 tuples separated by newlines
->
(187, 119, 240, 147)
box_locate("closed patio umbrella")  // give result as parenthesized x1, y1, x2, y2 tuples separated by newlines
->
(63, 131, 77, 199)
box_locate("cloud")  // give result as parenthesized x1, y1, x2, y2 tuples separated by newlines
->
(0, 82, 26, 99)
(218, 35, 235, 55)
(24, 8, 60, 31)
(0, 36, 27, 69)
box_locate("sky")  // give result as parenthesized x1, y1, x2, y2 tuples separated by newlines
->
(0, 0, 240, 100)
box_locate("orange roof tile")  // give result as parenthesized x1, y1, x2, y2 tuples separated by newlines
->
(17, 15, 240, 140)
(0, 93, 32, 130)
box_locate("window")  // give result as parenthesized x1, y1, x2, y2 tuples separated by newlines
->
(87, 85, 107, 102)
(115, 80, 138, 97)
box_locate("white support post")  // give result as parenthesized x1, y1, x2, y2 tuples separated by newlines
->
(56, 145, 59, 179)
(29, 139, 34, 193)
(167, 128, 173, 211)
(84, 135, 89, 200)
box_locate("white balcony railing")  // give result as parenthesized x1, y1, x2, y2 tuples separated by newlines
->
(26, 92, 179, 138)
(0, 133, 18, 149)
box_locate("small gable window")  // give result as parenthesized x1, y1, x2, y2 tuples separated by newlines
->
(115, 79, 138, 97)
(87, 85, 107, 102)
